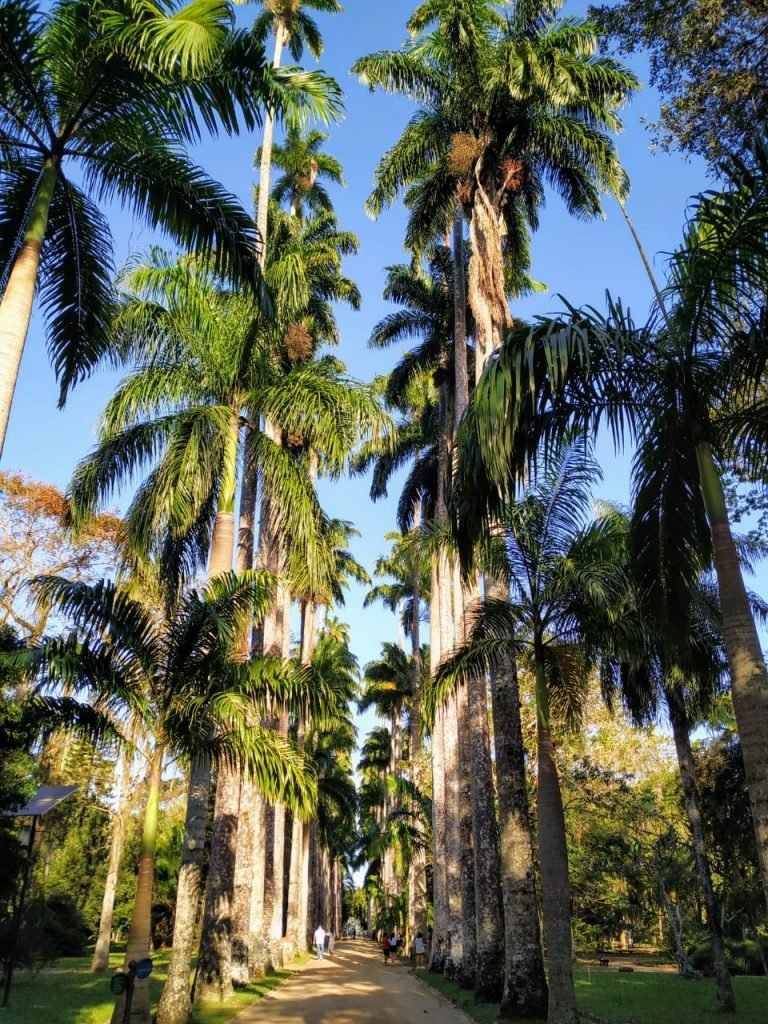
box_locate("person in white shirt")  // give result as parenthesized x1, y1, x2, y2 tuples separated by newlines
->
(313, 924, 326, 960)
(414, 931, 426, 967)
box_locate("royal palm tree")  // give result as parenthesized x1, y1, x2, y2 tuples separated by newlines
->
(0, 0, 341, 456)
(26, 570, 315, 1024)
(445, 441, 632, 1024)
(259, 125, 345, 219)
(462, 141, 768, 909)
(248, 0, 343, 266)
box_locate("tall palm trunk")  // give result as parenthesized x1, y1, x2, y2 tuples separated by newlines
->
(454, 204, 505, 1000)
(434, 357, 463, 980)
(429, 558, 448, 971)
(485, 580, 547, 1018)
(408, 503, 428, 944)
(156, 755, 211, 1024)
(194, 766, 241, 1004)
(286, 600, 316, 952)
(228, 436, 260, 986)
(92, 744, 132, 972)
(696, 442, 768, 907)
(534, 651, 577, 1024)
(156, 484, 241, 1021)
(666, 688, 735, 1009)
(0, 162, 58, 459)
(454, 570, 477, 990)
(255, 20, 287, 264)
(110, 747, 164, 1024)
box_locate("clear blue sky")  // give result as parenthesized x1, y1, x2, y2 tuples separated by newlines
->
(4, 0, 765, 682)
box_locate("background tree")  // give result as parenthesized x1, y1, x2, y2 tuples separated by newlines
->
(591, 0, 768, 163)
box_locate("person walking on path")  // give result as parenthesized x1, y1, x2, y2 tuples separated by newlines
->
(381, 931, 390, 965)
(414, 931, 426, 968)
(328, 932, 335, 959)
(388, 933, 398, 963)
(314, 924, 326, 960)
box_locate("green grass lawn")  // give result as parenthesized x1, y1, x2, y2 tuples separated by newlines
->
(0, 948, 307, 1024)
(414, 965, 768, 1024)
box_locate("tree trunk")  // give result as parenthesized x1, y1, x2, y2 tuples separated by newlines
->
(230, 776, 259, 985)
(248, 792, 268, 977)
(454, 571, 476, 990)
(660, 880, 697, 977)
(666, 690, 735, 1010)
(110, 748, 163, 1024)
(255, 20, 287, 267)
(534, 656, 578, 1024)
(409, 504, 428, 944)
(92, 745, 132, 972)
(467, 168, 511, 371)
(429, 557, 448, 971)
(156, 755, 211, 1024)
(485, 582, 547, 1018)
(194, 766, 240, 1004)
(696, 442, 768, 908)
(0, 162, 58, 459)
(464, 610, 505, 999)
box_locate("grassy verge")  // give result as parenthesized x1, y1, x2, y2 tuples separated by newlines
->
(413, 965, 768, 1024)
(0, 949, 308, 1024)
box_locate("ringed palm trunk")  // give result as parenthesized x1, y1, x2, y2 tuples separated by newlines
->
(696, 442, 768, 908)
(92, 744, 132, 972)
(666, 688, 734, 1010)
(454, 569, 477, 990)
(408, 503, 428, 944)
(429, 557, 448, 971)
(110, 747, 164, 1024)
(194, 765, 241, 1004)
(228, 438, 261, 985)
(0, 161, 58, 459)
(156, 755, 211, 1024)
(534, 650, 577, 1024)
(286, 600, 316, 951)
(454, 207, 505, 1000)
(484, 582, 547, 1019)
(255, 19, 287, 266)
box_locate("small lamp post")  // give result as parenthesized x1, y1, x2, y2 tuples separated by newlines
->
(1, 785, 78, 1008)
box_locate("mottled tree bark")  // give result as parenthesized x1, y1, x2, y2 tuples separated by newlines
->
(484, 584, 547, 1018)
(92, 746, 133, 972)
(194, 766, 240, 1004)
(156, 755, 211, 1024)
(696, 443, 768, 908)
(667, 689, 734, 1010)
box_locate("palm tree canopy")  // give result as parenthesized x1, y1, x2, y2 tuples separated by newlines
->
(247, 0, 343, 62)
(21, 569, 318, 815)
(0, 0, 342, 401)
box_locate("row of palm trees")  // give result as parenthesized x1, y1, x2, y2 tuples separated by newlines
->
(351, 4, 768, 1024)
(1, 3, 381, 1024)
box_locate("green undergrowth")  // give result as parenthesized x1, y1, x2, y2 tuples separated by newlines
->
(0, 947, 308, 1024)
(414, 965, 768, 1024)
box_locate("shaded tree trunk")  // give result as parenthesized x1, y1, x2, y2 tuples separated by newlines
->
(408, 503, 427, 944)
(660, 879, 697, 977)
(484, 585, 547, 1018)
(667, 689, 735, 1010)
(194, 766, 240, 1004)
(156, 755, 211, 1024)
(110, 748, 163, 1024)
(534, 655, 578, 1024)
(696, 443, 768, 908)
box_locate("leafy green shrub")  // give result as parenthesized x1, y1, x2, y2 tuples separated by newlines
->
(688, 938, 766, 976)
(0, 894, 89, 972)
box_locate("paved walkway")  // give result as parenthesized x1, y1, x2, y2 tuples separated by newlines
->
(236, 939, 471, 1024)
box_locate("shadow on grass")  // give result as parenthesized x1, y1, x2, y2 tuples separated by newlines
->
(415, 964, 768, 1024)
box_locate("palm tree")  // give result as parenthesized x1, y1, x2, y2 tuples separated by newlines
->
(444, 442, 632, 1024)
(0, 0, 342, 457)
(353, 0, 636, 361)
(248, 0, 343, 265)
(26, 570, 315, 1024)
(260, 125, 345, 219)
(462, 140, 768, 909)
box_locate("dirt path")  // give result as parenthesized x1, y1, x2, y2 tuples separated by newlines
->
(235, 939, 471, 1024)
